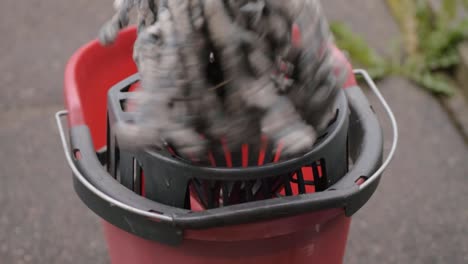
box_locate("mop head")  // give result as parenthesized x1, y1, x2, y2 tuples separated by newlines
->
(98, 0, 348, 162)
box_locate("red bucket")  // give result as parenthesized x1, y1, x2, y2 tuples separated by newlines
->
(60, 27, 389, 264)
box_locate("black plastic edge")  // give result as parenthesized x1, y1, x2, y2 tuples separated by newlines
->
(171, 188, 355, 228)
(339, 86, 384, 216)
(70, 126, 185, 245)
(72, 175, 184, 246)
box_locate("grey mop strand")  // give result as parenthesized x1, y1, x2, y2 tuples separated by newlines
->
(98, 0, 348, 162)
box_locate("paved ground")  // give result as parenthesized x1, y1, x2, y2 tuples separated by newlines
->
(0, 0, 467, 263)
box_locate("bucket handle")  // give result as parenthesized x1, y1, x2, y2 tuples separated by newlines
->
(56, 69, 398, 224)
(353, 69, 398, 190)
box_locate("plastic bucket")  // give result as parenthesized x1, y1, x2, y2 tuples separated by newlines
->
(56, 27, 397, 264)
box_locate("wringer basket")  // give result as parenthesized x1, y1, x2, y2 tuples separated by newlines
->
(106, 74, 349, 210)
(56, 27, 397, 264)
